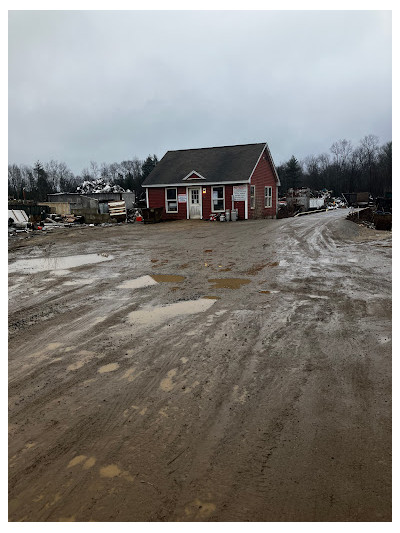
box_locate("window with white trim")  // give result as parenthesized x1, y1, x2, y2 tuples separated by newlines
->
(264, 186, 272, 208)
(212, 186, 225, 212)
(166, 188, 178, 213)
(250, 185, 255, 209)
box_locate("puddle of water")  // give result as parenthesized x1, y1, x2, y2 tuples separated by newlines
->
(160, 368, 177, 392)
(117, 275, 158, 289)
(259, 290, 280, 294)
(99, 464, 122, 478)
(51, 270, 72, 277)
(127, 298, 216, 326)
(9, 254, 113, 274)
(98, 362, 120, 374)
(208, 278, 251, 290)
(68, 455, 86, 468)
(151, 274, 185, 283)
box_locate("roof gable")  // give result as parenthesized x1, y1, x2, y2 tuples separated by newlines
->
(142, 143, 275, 187)
(182, 170, 207, 181)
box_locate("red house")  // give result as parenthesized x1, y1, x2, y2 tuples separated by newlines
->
(142, 142, 280, 220)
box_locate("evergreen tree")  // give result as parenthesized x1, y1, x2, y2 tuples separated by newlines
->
(141, 154, 158, 180)
(34, 160, 53, 200)
(285, 156, 302, 190)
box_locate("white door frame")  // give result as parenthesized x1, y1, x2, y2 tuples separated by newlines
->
(187, 186, 202, 219)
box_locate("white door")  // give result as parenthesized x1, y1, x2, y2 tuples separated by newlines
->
(189, 188, 201, 219)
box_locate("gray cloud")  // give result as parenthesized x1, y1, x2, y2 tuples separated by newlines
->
(9, 10, 392, 173)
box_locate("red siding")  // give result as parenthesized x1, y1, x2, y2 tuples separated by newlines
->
(147, 185, 249, 221)
(248, 150, 278, 219)
(148, 187, 187, 220)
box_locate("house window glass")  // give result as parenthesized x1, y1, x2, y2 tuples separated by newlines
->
(212, 186, 225, 212)
(264, 186, 272, 208)
(166, 188, 178, 212)
(250, 185, 255, 209)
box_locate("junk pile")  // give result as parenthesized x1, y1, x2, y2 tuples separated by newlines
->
(282, 188, 332, 217)
(347, 207, 392, 231)
(8, 209, 32, 234)
(76, 178, 130, 194)
(43, 213, 85, 226)
(342, 192, 372, 208)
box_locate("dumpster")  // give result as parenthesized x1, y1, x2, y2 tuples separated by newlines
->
(141, 207, 163, 224)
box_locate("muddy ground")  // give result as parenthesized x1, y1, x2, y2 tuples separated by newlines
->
(8, 210, 391, 522)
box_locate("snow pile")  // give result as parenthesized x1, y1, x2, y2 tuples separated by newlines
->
(76, 178, 129, 194)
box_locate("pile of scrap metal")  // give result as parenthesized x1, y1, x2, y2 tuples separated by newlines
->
(76, 178, 128, 194)
(341, 192, 372, 208)
(286, 188, 330, 213)
(8, 209, 32, 233)
(346, 206, 391, 231)
(43, 213, 85, 226)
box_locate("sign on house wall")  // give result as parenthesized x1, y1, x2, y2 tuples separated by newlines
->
(178, 194, 187, 203)
(233, 185, 247, 201)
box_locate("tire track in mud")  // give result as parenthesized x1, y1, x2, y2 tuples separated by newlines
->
(8, 212, 391, 521)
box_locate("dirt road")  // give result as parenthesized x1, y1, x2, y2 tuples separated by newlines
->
(8, 210, 391, 521)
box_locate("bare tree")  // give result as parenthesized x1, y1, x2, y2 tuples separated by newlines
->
(90, 161, 100, 180)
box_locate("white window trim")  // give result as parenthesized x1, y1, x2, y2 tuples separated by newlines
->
(165, 187, 178, 213)
(250, 185, 255, 209)
(211, 185, 225, 213)
(264, 186, 272, 208)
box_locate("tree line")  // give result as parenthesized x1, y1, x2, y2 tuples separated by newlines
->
(277, 134, 391, 197)
(8, 155, 159, 202)
(8, 134, 392, 202)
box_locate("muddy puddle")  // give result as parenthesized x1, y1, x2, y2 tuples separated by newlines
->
(9, 254, 113, 274)
(208, 278, 251, 290)
(117, 276, 158, 289)
(259, 290, 280, 294)
(127, 298, 215, 326)
(151, 274, 185, 283)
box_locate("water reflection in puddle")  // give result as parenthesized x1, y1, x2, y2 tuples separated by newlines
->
(127, 298, 216, 326)
(117, 276, 158, 289)
(9, 254, 113, 274)
(151, 274, 185, 283)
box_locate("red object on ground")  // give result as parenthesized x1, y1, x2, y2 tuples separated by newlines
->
(136, 216, 143, 222)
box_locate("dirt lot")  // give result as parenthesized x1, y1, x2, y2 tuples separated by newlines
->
(8, 210, 391, 522)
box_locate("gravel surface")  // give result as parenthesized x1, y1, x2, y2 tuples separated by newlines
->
(8, 210, 392, 521)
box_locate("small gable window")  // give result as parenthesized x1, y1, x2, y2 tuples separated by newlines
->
(212, 186, 225, 212)
(166, 188, 178, 213)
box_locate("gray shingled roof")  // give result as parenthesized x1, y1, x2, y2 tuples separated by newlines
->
(142, 143, 269, 186)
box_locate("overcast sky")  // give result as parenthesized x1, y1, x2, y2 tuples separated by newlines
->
(8, 10, 392, 174)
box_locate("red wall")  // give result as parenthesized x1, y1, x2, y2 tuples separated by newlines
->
(248, 150, 278, 219)
(147, 176, 275, 221)
(147, 185, 247, 221)
(147, 187, 187, 220)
